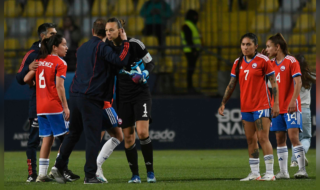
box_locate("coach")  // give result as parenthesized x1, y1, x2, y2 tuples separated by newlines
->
(52, 18, 130, 184)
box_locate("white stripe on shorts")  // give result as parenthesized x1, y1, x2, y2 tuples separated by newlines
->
(106, 109, 116, 125)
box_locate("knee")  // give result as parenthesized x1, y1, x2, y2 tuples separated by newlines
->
(137, 130, 149, 140)
(246, 136, 258, 146)
(124, 134, 135, 145)
(258, 135, 269, 145)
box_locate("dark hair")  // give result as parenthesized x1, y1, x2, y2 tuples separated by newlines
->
(185, 9, 198, 22)
(107, 17, 125, 29)
(93, 18, 107, 37)
(295, 54, 316, 89)
(236, 33, 258, 79)
(37, 23, 56, 40)
(268, 33, 290, 55)
(39, 34, 64, 59)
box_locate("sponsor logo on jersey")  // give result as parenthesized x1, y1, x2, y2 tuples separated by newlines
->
(118, 118, 123, 125)
(252, 63, 257, 68)
(280, 66, 286, 71)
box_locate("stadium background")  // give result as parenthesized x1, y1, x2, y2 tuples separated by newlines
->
(3, 0, 316, 151)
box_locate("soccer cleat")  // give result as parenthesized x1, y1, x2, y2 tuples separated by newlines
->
(48, 171, 54, 180)
(26, 173, 37, 182)
(64, 170, 80, 182)
(294, 169, 308, 179)
(305, 156, 308, 166)
(96, 167, 108, 183)
(84, 176, 103, 184)
(290, 161, 298, 167)
(147, 172, 156, 183)
(240, 173, 261, 181)
(128, 175, 141, 183)
(258, 173, 276, 181)
(275, 171, 290, 179)
(36, 174, 54, 182)
(51, 166, 67, 184)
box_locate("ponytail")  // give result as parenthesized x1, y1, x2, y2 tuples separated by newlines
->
(268, 33, 290, 55)
(295, 54, 316, 89)
(38, 34, 63, 59)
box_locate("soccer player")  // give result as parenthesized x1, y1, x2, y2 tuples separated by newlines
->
(290, 54, 315, 167)
(218, 33, 279, 181)
(23, 34, 70, 182)
(264, 33, 308, 179)
(104, 18, 156, 183)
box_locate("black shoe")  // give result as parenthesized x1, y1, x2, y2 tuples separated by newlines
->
(84, 176, 103, 184)
(64, 170, 80, 182)
(26, 173, 38, 182)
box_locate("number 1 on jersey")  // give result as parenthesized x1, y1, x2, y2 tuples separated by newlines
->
(39, 69, 46, 88)
(244, 70, 249, 80)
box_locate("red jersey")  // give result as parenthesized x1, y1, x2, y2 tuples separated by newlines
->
(271, 55, 302, 114)
(36, 55, 67, 115)
(231, 53, 275, 112)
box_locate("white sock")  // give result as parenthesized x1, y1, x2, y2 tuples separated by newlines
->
(39, 158, 49, 176)
(264, 154, 274, 175)
(293, 145, 305, 171)
(97, 137, 120, 167)
(249, 158, 260, 175)
(277, 146, 288, 173)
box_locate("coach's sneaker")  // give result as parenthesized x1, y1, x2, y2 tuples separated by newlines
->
(294, 169, 308, 179)
(36, 174, 54, 182)
(84, 176, 103, 184)
(26, 173, 37, 182)
(64, 170, 80, 182)
(240, 173, 261, 181)
(275, 171, 290, 179)
(147, 172, 156, 183)
(51, 166, 66, 184)
(128, 175, 141, 183)
(96, 167, 108, 183)
(290, 161, 298, 167)
(258, 173, 276, 181)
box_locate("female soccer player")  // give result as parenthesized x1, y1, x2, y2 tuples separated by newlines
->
(24, 34, 70, 182)
(290, 54, 315, 167)
(264, 33, 308, 179)
(218, 33, 279, 181)
(102, 18, 156, 183)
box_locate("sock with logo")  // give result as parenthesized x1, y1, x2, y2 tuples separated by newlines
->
(264, 154, 274, 175)
(277, 146, 288, 173)
(125, 143, 139, 176)
(140, 136, 154, 173)
(97, 137, 120, 167)
(294, 145, 306, 171)
(39, 158, 49, 176)
(249, 158, 260, 175)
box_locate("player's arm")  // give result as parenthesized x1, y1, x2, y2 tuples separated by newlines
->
(24, 70, 36, 87)
(56, 76, 69, 121)
(288, 76, 302, 113)
(101, 29, 130, 67)
(218, 77, 238, 116)
(16, 54, 38, 85)
(268, 74, 280, 117)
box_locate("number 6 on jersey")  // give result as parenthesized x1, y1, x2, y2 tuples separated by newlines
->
(39, 69, 46, 88)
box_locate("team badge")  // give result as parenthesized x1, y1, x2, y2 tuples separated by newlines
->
(280, 66, 286, 71)
(118, 118, 123, 125)
(252, 63, 257, 68)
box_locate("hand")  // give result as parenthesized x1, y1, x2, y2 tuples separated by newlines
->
(271, 103, 280, 118)
(29, 60, 39, 71)
(218, 104, 225, 116)
(287, 100, 296, 113)
(64, 108, 70, 121)
(119, 28, 127, 41)
(260, 49, 268, 56)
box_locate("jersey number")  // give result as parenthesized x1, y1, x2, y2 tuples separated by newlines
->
(287, 112, 297, 121)
(258, 110, 263, 118)
(39, 69, 46, 88)
(276, 73, 280, 83)
(244, 70, 249, 80)
(142, 103, 148, 117)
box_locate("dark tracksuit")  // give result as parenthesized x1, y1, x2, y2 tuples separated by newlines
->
(55, 36, 130, 178)
(16, 41, 41, 176)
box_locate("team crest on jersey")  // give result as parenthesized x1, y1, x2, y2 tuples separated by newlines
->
(280, 66, 286, 71)
(252, 63, 257, 68)
(118, 118, 123, 125)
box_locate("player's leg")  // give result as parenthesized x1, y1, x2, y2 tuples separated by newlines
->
(240, 117, 261, 181)
(254, 114, 275, 181)
(36, 115, 54, 182)
(286, 112, 308, 178)
(134, 99, 155, 183)
(26, 118, 41, 182)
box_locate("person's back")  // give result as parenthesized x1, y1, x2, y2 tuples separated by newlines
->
(36, 55, 67, 115)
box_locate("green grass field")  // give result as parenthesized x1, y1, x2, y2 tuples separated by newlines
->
(4, 149, 316, 190)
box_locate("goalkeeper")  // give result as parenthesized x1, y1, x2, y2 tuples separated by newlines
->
(101, 17, 156, 183)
